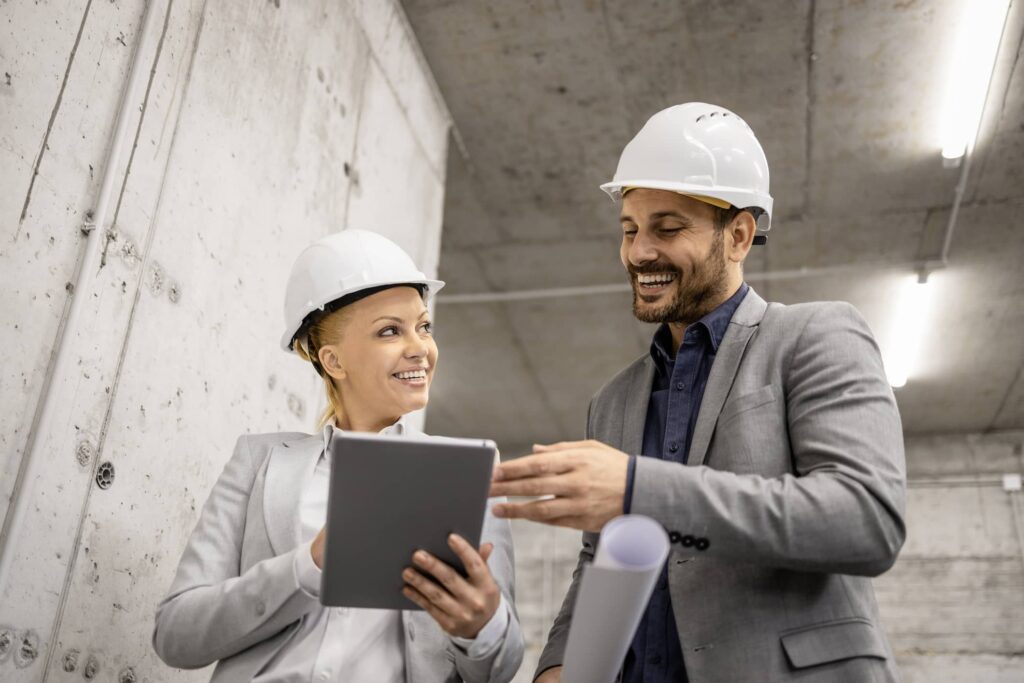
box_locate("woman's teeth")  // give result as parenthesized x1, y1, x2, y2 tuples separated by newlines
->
(394, 370, 427, 380)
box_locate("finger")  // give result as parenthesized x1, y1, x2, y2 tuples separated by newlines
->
(402, 584, 456, 633)
(448, 534, 492, 584)
(403, 565, 463, 615)
(492, 497, 579, 523)
(532, 440, 590, 453)
(489, 474, 576, 498)
(492, 453, 574, 482)
(479, 542, 494, 564)
(412, 549, 473, 601)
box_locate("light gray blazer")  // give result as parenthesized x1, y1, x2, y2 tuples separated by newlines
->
(153, 428, 523, 682)
(537, 288, 906, 682)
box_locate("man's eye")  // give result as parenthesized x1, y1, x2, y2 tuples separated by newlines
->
(623, 229, 637, 237)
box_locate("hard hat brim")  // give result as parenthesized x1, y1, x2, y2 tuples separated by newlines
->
(600, 179, 773, 231)
(280, 278, 445, 352)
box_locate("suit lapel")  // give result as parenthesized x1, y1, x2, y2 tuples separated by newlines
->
(263, 432, 323, 555)
(688, 288, 768, 467)
(621, 356, 656, 455)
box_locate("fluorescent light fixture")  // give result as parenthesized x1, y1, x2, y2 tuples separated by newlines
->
(939, 0, 1011, 162)
(884, 275, 934, 388)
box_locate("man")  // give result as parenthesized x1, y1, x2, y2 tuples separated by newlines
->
(489, 102, 906, 682)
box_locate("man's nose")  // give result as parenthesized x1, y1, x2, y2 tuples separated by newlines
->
(628, 230, 658, 266)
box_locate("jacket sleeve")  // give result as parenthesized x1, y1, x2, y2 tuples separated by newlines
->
(152, 435, 319, 669)
(452, 499, 525, 683)
(631, 302, 907, 576)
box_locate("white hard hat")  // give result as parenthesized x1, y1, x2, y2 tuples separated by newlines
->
(601, 102, 774, 232)
(280, 230, 444, 352)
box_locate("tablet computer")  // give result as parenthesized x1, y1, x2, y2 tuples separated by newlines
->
(320, 431, 497, 610)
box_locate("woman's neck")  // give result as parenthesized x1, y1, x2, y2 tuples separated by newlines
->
(335, 411, 401, 434)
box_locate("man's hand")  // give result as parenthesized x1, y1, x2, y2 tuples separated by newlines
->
(402, 533, 502, 639)
(489, 440, 629, 532)
(535, 666, 562, 682)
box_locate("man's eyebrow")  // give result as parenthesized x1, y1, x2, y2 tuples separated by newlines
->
(650, 211, 696, 226)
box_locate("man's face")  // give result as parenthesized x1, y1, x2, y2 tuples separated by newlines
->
(619, 189, 730, 325)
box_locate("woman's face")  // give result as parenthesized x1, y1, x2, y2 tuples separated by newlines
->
(322, 286, 438, 425)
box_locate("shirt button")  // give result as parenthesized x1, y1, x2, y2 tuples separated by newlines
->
(408, 624, 416, 642)
(254, 600, 266, 616)
(668, 443, 679, 453)
(318, 671, 331, 681)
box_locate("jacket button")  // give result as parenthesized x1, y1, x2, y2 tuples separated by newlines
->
(695, 538, 710, 551)
(681, 535, 695, 547)
(675, 382, 684, 391)
(669, 531, 682, 544)
(668, 443, 679, 453)
(255, 600, 266, 616)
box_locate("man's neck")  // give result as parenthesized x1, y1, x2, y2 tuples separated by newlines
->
(666, 278, 744, 354)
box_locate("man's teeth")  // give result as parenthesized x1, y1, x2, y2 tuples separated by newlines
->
(637, 273, 676, 285)
(395, 370, 427, 380)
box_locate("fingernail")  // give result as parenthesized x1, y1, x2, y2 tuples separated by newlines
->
(414, 551, 427, 562)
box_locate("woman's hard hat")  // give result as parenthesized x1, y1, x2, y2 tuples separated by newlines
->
(600, 102, 774, 232)
(281, 230, 444, 352)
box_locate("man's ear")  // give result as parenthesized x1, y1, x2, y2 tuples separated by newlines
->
(727, 211, 757, 263)
(318, 346, 346, 381)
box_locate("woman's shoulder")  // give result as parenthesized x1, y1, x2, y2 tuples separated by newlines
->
(233, 430, 318, 459)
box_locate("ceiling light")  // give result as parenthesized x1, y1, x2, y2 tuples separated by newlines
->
(939, 0, 1011, 163)
(884, 273, 935, 389)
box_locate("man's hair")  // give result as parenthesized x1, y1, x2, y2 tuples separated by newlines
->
(712, 205, 743, 231)
(712, 205, 764, 231)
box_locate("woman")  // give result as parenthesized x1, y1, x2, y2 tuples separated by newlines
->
(153, 230, 523, 682)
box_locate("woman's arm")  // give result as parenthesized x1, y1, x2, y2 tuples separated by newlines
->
(152, 435, 319, 669)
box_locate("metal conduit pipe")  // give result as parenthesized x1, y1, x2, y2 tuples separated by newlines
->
(0, 0, 164, 596)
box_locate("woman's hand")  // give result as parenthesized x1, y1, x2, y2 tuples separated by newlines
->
(311, 526, 326, 569)
(402, 533, 501, 639)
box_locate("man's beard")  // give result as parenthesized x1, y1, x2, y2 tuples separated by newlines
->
(629, 230, 730, 325)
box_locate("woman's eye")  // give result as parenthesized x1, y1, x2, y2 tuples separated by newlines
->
(420, 322, 433, 334)
(379, 326, 398, 337)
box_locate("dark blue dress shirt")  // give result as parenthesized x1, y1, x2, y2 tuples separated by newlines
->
(620, 283, 749, 683)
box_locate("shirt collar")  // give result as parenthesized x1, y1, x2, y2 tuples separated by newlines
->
(320, 414, 408, 453)
(649, 282, 750, 367)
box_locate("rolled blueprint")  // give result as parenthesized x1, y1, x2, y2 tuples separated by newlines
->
(562, 514, 670, 683)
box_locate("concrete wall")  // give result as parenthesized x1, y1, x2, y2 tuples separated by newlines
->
(509, 431, 1024, 683)
(0, 0, 449, 679)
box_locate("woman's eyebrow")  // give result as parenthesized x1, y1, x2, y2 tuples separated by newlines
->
(372, 315, 404, 324)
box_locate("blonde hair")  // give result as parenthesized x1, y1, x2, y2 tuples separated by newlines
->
(292, 306, 352, 429)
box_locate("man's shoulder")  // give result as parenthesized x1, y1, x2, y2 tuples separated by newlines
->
(761, 298, 866, 336)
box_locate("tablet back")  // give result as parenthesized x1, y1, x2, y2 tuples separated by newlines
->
(320, 431, 496, 610)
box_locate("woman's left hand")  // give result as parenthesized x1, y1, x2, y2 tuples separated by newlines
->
(402, 533, 501, 639)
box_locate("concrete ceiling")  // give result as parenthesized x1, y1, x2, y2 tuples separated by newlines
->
(403, 0, 1024, 456)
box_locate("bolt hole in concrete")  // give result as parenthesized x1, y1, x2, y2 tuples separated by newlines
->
(96, 462, 115, 489)
(14, 630, 39, 667)
(0, 628, 12, 661)
(62, 648, 80, 672)
(119, 666, 137, 683)
(83, 655, 100, 679)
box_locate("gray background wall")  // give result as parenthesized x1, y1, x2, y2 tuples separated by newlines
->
(1, 0, 449, 679)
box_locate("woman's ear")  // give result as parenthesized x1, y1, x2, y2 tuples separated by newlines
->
(318, 345, 346, 380)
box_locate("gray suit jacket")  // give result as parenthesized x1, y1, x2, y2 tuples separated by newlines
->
(153, 428, 524, 682)
(537, 288, 906, 682)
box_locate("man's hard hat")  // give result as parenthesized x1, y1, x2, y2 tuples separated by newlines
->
(601, 102, 774, 232)
(281, 230, 444, 352)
